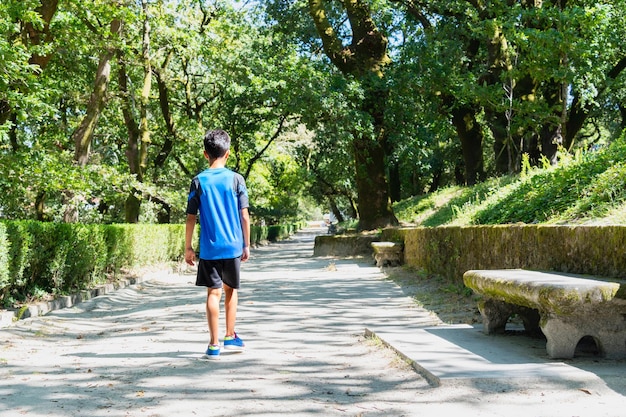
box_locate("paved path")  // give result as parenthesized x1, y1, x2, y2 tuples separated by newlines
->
(1, 227, 625, 416)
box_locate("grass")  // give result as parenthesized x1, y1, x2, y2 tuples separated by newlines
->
(386, 136, 626, 325)
(393, 134, 626, 227)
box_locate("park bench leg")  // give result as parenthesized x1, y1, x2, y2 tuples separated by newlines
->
(594, 311, 626, 359)
(541, 318, 584, 359)
(372, 252, 402, 267)
(543, 310, 626, 359)
(478, 298, 541, 335)
(478, 299, 516, 334)
(597, 335, 626, 359)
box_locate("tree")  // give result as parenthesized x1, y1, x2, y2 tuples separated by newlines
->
(4, 0, 625, 226)
(0, 0, 59, 149)
(393, 0, 626, 179)
(305, 0, 398, 229)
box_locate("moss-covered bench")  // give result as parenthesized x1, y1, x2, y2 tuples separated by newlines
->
(463, 269, 626, 359)
(371, 242, 404, 267)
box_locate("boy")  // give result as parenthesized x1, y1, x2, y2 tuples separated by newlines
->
(184, 129, 251, 359)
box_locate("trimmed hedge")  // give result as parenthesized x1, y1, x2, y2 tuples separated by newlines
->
(0, 223, 8, 297)
(0, 220, 306, 307)
(251, 225, 269, 244)
(250, 221, 307, 244)
(0, 221, 188, 307)
(267, 222, 303, 242)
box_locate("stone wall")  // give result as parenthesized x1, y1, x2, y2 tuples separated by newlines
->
(313, 234, 380, 257)
(381, 225, 626, 283)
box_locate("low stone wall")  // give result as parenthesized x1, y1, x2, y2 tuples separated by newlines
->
(381, 225, 626, 283)
(313, 235, 380, 257)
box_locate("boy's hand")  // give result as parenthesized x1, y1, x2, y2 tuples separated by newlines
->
(241, 246, 250, 262)
(185, 247, 196, 266)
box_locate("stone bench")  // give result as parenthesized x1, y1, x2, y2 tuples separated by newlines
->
(371, 242, 404, 267)
(463, 269, 626, 359)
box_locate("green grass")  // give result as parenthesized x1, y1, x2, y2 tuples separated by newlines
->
(393, 134, 626, 227)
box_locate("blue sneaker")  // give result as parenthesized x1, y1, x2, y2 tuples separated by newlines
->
(223, 333, 245, 350)
(204, 344, 220, 359)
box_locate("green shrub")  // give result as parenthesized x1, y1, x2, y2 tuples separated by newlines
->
(251, 225, 268, 245)
(0, 219, 298, 308)
(266, 223, 304, 242)
(0, 223, 9, 298)
(61, 224, 108, 289)
(103, 224, 134, 274)
(0, 222, 187, 307)
(267, 225, 288, 241)
(4, 221, 33, 290)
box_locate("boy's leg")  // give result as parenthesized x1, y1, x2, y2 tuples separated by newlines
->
(223, 283, 237, 337)
(206, 287, 222, 345)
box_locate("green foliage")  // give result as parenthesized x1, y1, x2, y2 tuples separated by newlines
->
(2, 0, 626, 228)
(248, 148, 310, 224)
(475, 137, 626, 224)
(0, 219, 304, 308)
(394, 133, 626, 226)
(250, 225, 269, 244)
(267, 222, 305, 242)
(0, 0, 322, 226)
(0, 223, 8, 298)
(0, 221, 187, 308)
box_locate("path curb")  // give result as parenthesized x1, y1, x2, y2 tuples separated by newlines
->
(0, 273, 157, 329)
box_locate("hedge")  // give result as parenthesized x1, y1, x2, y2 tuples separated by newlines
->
(267, 222, 304, 242)
(0, 220, 306, 308)
(0, 223, 8, 299)
(0, 221, 189, 307)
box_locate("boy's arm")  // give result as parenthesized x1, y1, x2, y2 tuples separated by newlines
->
(240, 207, 251, 262)
(185, 214, 197, 265)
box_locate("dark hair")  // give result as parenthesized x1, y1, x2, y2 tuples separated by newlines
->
(203, 129, 231, 159)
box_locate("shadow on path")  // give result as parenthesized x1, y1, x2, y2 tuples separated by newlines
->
(0, 227, 624, 417)
(0, 227, 436, 417)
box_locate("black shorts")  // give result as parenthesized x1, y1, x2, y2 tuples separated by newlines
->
(196, 257, 241, 289)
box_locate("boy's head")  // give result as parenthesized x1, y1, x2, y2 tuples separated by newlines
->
(203, 129, 231, 160)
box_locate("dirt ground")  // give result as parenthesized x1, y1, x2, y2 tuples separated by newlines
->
(384, 265, 483, 326)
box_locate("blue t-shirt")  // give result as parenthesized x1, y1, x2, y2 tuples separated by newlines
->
(186, 168, 249, 260)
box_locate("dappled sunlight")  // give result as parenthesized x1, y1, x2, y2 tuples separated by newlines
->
(1, 227, 624, 416)
(0, 228, 438, 416)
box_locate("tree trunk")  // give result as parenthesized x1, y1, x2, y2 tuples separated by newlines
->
(388, 162, 401, 202)
(428, 168, 443, 193)
(62, 191, 78, 223)
(73, 19, 122, 166)
(353, 136, 397, 230)
(488, 111, 514, 175)
(118, 57, 141, 176)
(535, 80, 566, 165)
(73, 50, 115, 165)
(308, 0, 397, 230)
(564, 57, 626, 148)
(125, 193, 141, 224)
(153, 55, 175, 179)
(138, 0, 152, 178)
(450, 105, 485, 185)
(23, 0, 59, 68)
(35, 191, 47, 221)
(121, 2, 151, 223)
(328, 198, 345, 223)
